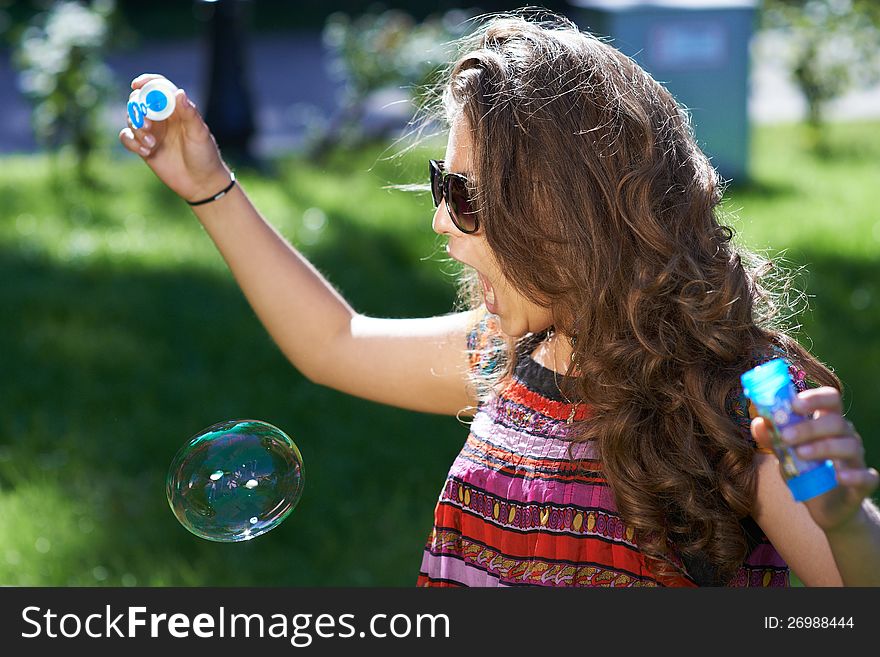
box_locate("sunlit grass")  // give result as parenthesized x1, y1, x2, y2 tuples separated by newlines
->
(727, 121, 880, 259)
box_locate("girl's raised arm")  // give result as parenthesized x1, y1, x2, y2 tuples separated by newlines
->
(120, 75, 478, 416)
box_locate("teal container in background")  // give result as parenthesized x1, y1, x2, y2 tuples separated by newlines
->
(567, 0, 758, 183)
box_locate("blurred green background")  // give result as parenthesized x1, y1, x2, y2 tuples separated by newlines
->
(0, 1, 878, 586)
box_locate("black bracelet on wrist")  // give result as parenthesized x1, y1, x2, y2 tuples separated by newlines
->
(187, 172, 236, 206)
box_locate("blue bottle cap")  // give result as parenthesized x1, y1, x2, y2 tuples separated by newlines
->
(741, 358, 791, 406)
(787, 460, 837, 502)
(144, 89, 168, 113)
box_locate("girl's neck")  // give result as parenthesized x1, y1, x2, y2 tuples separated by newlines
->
(530, 328, 576, 376)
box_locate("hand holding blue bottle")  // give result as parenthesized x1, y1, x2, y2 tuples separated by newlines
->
(750, 385, 878, 533)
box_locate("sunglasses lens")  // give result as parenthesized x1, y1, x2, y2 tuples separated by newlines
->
(447, 176, 477, 233)
(428, 159, 478, 233)
(429, 161, 443, 207)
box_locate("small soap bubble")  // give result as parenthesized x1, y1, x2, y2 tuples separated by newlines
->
(166, 419, 304, 542)
(302, 207, 327, 232)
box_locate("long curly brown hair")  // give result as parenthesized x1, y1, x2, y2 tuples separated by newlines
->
(424, 11, 840, 584)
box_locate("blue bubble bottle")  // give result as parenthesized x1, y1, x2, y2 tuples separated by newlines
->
(741, 358, 838, 502)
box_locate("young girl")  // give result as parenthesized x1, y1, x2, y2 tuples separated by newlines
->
(120, 12, 879, 586)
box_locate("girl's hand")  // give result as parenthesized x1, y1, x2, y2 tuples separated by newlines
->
(751, 387, 879, 533)
(118, 74, 233, 204)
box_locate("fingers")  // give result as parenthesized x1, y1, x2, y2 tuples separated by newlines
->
(791, 386, 843, 416)
(174, 89, 213, 143)
(175, 88, 192, 112)
(125, 82, 195, 156)
(174, 88, 197, 125)
(125, 87, 157, 153)
(751, 414, 866, 464)
(123, 77, 213, 160)
(123, 113, 155, 155)
(119, 126, 152, 158)
(131, 73, 168, 90)
(794, 435, 864, 463)
(750, 416, 772, 451)
(835, 467, 879, 493)
(780, 412, 853, 446)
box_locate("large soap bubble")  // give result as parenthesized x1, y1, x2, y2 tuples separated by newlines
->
(166, 419, 304, 542)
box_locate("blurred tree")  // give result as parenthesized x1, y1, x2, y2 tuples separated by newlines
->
(762, 0, 880, 153)
(13, 0, 117, 185)
(311, 7, 472, 159)
(196, 0, 258, 168)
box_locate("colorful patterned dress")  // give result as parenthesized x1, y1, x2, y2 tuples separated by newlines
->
(417, 311, 794, 587)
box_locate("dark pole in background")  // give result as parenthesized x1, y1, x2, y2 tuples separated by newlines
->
(196, 0, 257, 167)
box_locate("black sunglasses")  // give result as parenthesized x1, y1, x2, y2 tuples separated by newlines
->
(429, 159, 479, 234)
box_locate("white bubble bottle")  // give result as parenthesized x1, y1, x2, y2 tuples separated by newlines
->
(127, 78, 178, 129)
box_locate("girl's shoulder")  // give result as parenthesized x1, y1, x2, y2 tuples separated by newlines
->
(465, 306, 506, 375)
(465, 306, 554, 383)
(464, 306, 513, 402)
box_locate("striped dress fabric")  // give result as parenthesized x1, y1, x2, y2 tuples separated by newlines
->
(417, 311, 792, 587)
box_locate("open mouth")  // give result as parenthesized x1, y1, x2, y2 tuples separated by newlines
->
(445, 244, 498, 313)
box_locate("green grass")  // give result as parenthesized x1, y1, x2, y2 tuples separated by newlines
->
(0, 141, 461, 586)
(0, 121, 878, 586)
